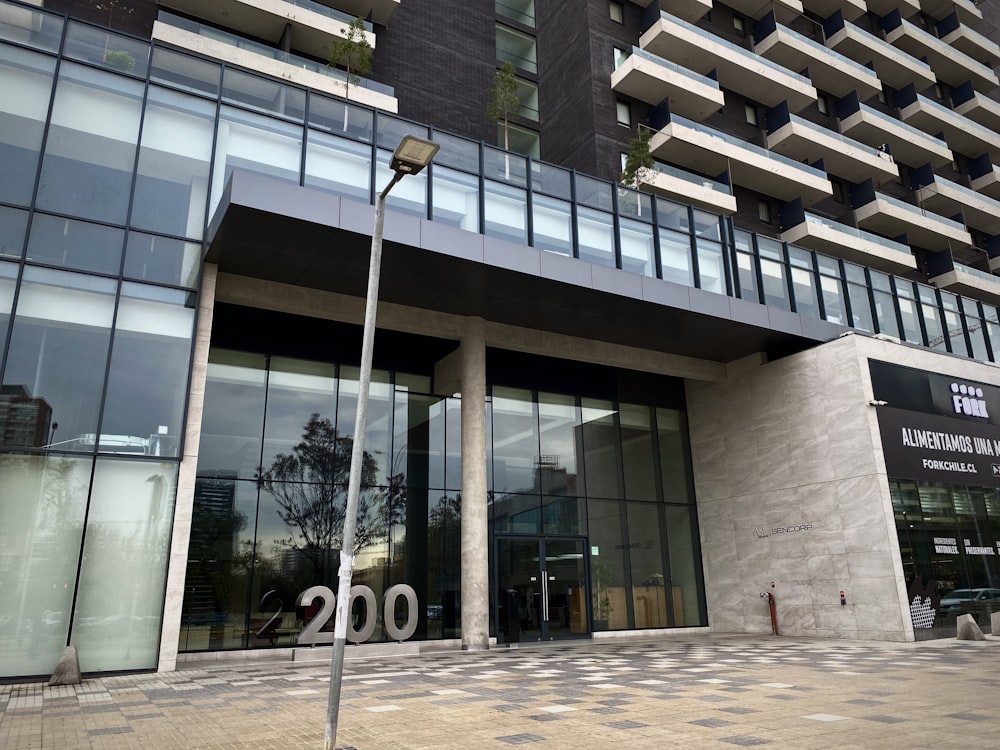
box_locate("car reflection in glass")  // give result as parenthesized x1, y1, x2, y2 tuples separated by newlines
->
(939, 588, 1000, 615)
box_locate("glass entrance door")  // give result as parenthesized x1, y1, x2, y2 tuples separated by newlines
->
(497, 536, 589, 642)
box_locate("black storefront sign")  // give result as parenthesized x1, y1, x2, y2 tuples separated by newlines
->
(870, 360, 1000, 426)
(876, 406, 1000, 487)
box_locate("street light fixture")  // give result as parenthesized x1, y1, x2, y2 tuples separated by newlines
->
(324, 134, 438, 750)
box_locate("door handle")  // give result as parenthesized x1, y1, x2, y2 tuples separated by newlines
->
(541, 575, 549, 622)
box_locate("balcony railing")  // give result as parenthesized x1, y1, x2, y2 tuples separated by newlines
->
(626, 47, 722, 90)
(652, 11, 811, 87)
(280, 0, 373, 31)
(800, 212, 911, 256)
(651, 161, 731, 195)
(157, 11, 394, 96)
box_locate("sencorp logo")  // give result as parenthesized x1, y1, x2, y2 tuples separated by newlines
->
(950, 382, 990, 418)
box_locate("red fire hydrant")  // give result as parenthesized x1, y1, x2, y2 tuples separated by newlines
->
(760, 582, 778, 635)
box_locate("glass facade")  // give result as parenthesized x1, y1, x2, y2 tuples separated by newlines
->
(183, 345, 706, 651)
(893, 479, 1000, 631)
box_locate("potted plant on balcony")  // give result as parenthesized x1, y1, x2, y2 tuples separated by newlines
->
(620, 125, 654, 216)
(328, 17, 373, 131)
(486, 61, 521, 181)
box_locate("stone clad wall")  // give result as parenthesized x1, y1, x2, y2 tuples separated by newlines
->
(686, 334, 912, 641)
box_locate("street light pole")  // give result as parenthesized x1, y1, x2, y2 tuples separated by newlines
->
(324, 135, 439, 750)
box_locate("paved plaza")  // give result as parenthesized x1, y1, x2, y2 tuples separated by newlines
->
(2, 634, 999, 749)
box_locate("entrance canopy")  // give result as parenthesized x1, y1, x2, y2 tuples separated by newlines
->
(205, 172, 843, 364)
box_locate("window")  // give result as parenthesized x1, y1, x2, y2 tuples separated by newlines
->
(613, 46, 628, 70)
(817, 94, 828, 115)
(733, 15, 745, 35)
(878, 87, 887, 104)
(616, 99, 631, 126)
(610, 1, 624, 23)
(496, 24, 537, 73)
(745, 103, 758, 126)
(832, 179, 844, 203)
(757, 198, 771, 223)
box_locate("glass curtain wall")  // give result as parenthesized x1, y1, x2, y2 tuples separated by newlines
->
(489, 388, 706, 632)
(892, 479, 1000, 631)
(181, 349, 462, 651)
(0, 17, 196, 677)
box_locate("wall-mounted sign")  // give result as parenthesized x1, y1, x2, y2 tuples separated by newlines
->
(870, 360, 1000, 426)
(876, 406, 1000, 487)
(753, 524, 813, 539)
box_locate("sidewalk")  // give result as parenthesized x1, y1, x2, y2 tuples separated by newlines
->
(2, 633, 999, 749)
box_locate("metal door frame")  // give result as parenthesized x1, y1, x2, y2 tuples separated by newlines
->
(494, 534, 592, 642)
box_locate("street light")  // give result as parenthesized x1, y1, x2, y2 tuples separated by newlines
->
(324, 134, 439, 750)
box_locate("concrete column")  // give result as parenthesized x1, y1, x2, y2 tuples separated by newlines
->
(460, 317, 489, 650)
(157, 264, 217, 671)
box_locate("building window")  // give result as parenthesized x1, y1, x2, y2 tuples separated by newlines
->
(616, 99, 631, 127)
(757, 199, 772, 224)
(496, 0, 535, 27)
(496, 23, 537, 73)
(878, 87, 887, 104)
(613, 46, 628, 70)
(733, 15, 745, 35)
(832, 179, 845, 203)
(744, 103, 758, 126)
(610, 1, 624, 23)
(817, 94, 828, 115)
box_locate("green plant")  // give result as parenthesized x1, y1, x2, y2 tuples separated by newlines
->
(328, 18, 372, 130)
(104, 49, 135, 72)
(486, 61, 521, 179)
(620, 125, 655, 216)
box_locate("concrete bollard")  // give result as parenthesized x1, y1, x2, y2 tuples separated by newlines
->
(956, 613, 986, 641)
(48, 645, 82, 686)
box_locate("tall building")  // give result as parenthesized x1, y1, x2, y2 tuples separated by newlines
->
(3, 0, 1000, 680)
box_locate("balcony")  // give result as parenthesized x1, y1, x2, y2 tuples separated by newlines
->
(780, 211, 917, 273)
(837, 98, 952, 168)
(640, 12, 816, 112)
(853, 188, 972, 251)
(639, 162, 737, 214)
(938, 13, 999, 63)
(864, 0, 918, 17)
(627, 0, 712, 23)
(915, 173, 1000, 235)
(951, 85, 1000, 131)
(970, 162, 1000, 199)
(649, 113, 832, 204)
(929, 263, 1000, 304)
(156, 0, 374, 60)
(823, 13, 935, 91)
(152, 13, 398, 113)
(921, 0, 981, 23)
(753, 15, 882, 100)
(719, 0, 803, 22)
(800, 0, 866, 22)
(883, 13, 998, 92)
(766, 111, 899, 183)
(897, 89, 1000, 159)
(611, 48, 724, 121)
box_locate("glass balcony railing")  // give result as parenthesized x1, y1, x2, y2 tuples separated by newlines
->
(785, 114, 892, 160)
(651, 161, 732, 195)
(831, 18, 930, 70)
(658, 11, 811, 86)
(157, 12, 394, 96)
(911, 93, 999, 143)
(952, 263, 1000, 283)
(854, 102, 950, 149)
(802, 213, 912, 256)
(765, 24, 877, 82)
(870, 192, 968, 233)
(924, 174, 1000, 207)
(669, 113, 828, 180)
(281, 0, 373, 32)
(894, 17, 993, 74)
(625, 47, 722, 92)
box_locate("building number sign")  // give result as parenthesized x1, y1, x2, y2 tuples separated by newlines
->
(296, 584, 419, 644)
